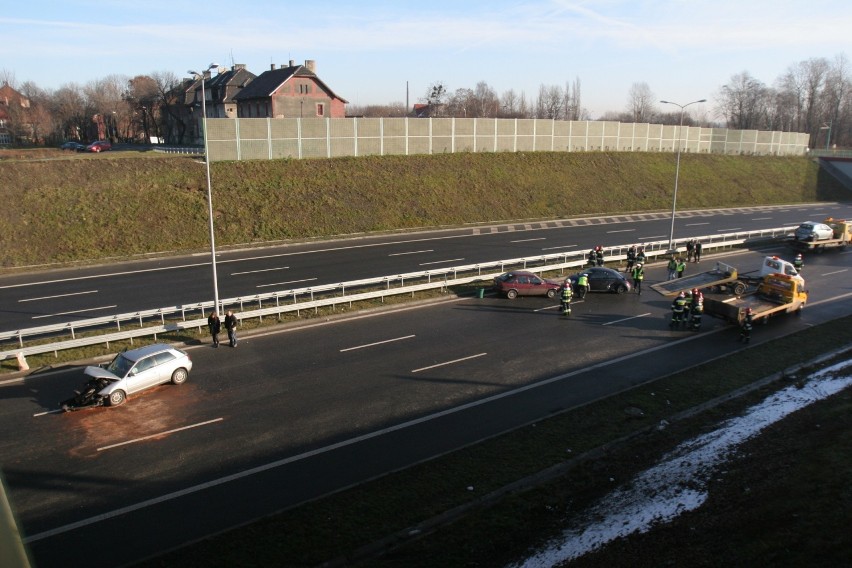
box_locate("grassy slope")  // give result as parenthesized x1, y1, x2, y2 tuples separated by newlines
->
(0, 151, 847, 267)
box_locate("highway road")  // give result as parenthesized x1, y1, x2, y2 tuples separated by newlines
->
(1, 203, 851, 333)
(1, 205, 851, 567)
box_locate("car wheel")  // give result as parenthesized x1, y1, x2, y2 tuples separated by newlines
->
(506, 289, 518, 299)
(171, 368, 188, 385)
(615, 284, 627, 294)
(546, 288, 557, 299)
(108, 390, 126, 406)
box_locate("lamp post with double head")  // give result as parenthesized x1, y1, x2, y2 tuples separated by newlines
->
(660, 98, 706, 252)
(189, 63, 221, 316)
(820, 121, 832, 150)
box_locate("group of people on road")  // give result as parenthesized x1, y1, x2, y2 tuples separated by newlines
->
(207, 310, 239, 348)
(670, 288, 705, 331)
(685, 238, 703, 263)
(666, 256, 688, 280)
(587, 245, 605, 267)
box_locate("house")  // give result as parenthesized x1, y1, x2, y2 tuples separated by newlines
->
(233, 60, 347, 119)
(0, 83, 32, 146)
(184, 64, 256, 144)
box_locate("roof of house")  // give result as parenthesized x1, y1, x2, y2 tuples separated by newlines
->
(233, 64, 348, 103)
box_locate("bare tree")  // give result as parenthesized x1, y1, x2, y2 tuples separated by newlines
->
(151, 71, 187, 144)
(421, 81, 449, 117)
(716, 71, 769, 129)
(536, 84, 564, 119)
(626, 82, 656, 122)
(470, 81, 499, 118)
(565, 77, 583, 120)
(446, 88, 475, 117)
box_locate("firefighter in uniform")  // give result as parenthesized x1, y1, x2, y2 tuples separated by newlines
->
(595, 246, 604, 267)
(740, 307, 754, 343)
(587, 248, 597, 267)
(793, 253, 804, 273)
(636, 247, 647, 266)
(670, 292, 687, 327)
(690, 288, 704, 331)
(625, 246, 637, 273)
(560, 281, 573, 316)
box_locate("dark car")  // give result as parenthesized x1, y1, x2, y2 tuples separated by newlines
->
(567, 267, 632, 294)
(493, 270, 563, 299)
(86, 140, 112, 152)
(60, 141, 86, 151)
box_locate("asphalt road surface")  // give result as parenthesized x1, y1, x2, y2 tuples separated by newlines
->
(2, 203, 851, 332)
(1, 216, 852, 567)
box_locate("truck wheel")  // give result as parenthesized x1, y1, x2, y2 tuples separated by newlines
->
(733, 282, 746, 295)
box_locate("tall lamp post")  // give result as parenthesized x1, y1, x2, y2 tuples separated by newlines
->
(660, 98, 706, 252)
(189, 63, 221, 316)
(820, 121, 832, 150)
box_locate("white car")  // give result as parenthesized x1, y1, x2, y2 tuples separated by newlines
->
(62, 344, 192, 410)
(794, 222, 833, 242)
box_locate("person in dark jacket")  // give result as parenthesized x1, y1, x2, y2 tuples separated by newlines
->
(224, 310, 238, 347)
(694, 240, 703, 262)
(207, 311, 221, 347)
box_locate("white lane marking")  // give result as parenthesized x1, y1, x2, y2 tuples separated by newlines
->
(256, 278, 317, 289)
(685, 222, 709, 226)
(534, 300, 584, 312)
(606, 229, 635, 233)
(716, 228, 742, 232)
(32, 305, 118, 320)
(420, 258, 465, 266)
(510, 237, 546, 243)
(231, 266, 289, 276)
(0, 263, 210, 290)
(33, 409, 64, 417)
(602, 313, 651, 326)
(19, 290, 98, 302)
(808, 213, 825, 217)
(340, 335, 416, 352)
(821, 269, 848, 276)
(97, 418, 224, 452)
(541, 244, 577, 251)
(22, 328, 726, 545)
(751, 217, 772, 221)
(411, 353, 487, 374)
(641, 235, 666, 240)
(389, 250, 433, 256)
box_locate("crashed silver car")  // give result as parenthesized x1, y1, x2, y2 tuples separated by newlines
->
(62, 344, 192, 410)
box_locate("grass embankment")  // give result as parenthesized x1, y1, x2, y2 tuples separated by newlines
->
(0, 151, 847, 268)
(137, 316, 852, 567)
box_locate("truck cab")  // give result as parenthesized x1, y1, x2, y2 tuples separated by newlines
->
(758, 256, 802, 285)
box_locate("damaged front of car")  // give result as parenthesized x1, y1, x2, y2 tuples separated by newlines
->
(61, 366, 121, 411)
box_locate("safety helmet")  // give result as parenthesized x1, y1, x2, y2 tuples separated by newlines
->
(636, 263, 642, 267)
(746, 308, 753, 314)
(678, 291, 685, 297)
(796, 253, 802, 259)
(692, 288, 699, 295)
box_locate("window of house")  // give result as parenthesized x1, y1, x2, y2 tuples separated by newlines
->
(316, 103, 324, 117)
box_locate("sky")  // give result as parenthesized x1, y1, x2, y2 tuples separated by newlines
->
(1, 0, 851, 119)
(512, 357, 852, 567)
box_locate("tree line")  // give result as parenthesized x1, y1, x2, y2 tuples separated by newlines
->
(1, 53, 848, 149)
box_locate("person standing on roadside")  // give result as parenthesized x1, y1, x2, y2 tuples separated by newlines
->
(625, 245, 636, 273)
(686, 239, 695, 262)
(224, 310, 238, 347)
(694, 240, 702, 262)
(631, 263, 644, 295)
(560, 281, 573, 316)
(667, 257, 678, 280)
(576, 273, 589, 299)
(207, 311, 221, 348)
(676, 257, 687, 278)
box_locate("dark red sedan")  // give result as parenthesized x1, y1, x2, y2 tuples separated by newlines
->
(86, 140, 112, 152)
(493, 271, 563, 299)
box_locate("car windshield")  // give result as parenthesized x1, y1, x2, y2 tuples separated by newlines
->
(105, 353, 134, 377)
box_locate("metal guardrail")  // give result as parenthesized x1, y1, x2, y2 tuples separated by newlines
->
(0, 226, 795, 363)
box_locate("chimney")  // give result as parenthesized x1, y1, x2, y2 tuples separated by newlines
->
(305, 60, 316, 73)
(289, 59, 295, 68)
(235, 63, 246, 70)
(270, 63, 276, 71)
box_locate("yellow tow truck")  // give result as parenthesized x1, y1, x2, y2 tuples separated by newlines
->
(703, 273, 807, 326)
(790, 217, 852, 253)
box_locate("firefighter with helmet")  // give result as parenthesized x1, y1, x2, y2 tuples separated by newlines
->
(690, 287, 704, 331)
(793, 253, 804, 273)
(670, 291, 687, 327)
(560, 280, 573, 316)
(740, 307, 754, 343)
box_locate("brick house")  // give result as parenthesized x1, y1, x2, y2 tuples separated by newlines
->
(233, 60, 347, 119)
(184, 64, 257, 143)
(0, 83, 32, 145)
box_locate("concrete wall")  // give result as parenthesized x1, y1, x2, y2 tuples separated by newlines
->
(204, 117, 810, 162)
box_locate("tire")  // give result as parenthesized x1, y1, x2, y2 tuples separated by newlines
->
(171, 368, 188, 385)
(733, 282, 746, 296)
(546, 288, 557, 299)
(108, 390, 126, 406)
(615, 284, 627, 294)
(506, 289, 518, 299)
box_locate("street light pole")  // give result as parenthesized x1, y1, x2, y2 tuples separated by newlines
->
(189, 63, 221, 316)
(660, 98, 706, 252)
(820, 121, 832, 150)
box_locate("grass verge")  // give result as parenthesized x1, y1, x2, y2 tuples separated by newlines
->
(135, 315, 852, 567)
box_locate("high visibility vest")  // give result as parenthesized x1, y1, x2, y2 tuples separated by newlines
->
(562, 286, 573, 301)
(577, 275, 589, 287)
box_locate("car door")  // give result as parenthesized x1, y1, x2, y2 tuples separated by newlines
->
(587, 269, 606, 291)
(125, 355, 161, 394)
(515, 275, 532, 296)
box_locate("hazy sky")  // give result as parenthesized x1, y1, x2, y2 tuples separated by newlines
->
(2, 0, 850, 118)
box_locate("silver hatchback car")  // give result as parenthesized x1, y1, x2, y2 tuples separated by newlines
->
(80, 344, 193, 407)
